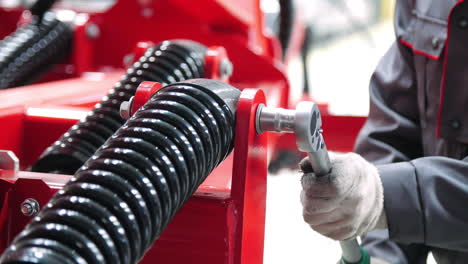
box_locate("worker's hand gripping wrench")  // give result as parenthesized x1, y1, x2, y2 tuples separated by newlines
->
(256, 102, 370, 264)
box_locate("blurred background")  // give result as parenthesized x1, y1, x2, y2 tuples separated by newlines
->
(275, 0, 395, 116)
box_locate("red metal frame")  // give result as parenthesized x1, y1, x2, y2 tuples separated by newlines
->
(0, 66, 364, 264)
(0, 8, 22, 39)
(131, 81, 163, 115)
(76, 0, 290, 109)
(0, 71, 365, 264)
(231, 89, 267, 264)
(204, 46, 231, 81)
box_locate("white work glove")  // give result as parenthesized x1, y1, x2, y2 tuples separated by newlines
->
(300, 152, 386, 241)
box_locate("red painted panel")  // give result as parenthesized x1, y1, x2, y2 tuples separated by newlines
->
(0, 9, 22, 39)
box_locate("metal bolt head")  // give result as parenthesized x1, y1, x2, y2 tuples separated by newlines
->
(450, 119, 461, 129)
(0, 150, 19, 171)
(123, 53, 135, 68)
(120, 97, 134, 119)
(431, 37, 440, 49)
(141, 8, 154, 18)
(458, 17, 468, 29)
(21, 198, 40, 217)
(295, 101, 322, 153)
(85, 23, 100, 39)
(219, 59, 233, 79)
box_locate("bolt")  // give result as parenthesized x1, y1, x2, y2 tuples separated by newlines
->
(120, 96, 134, 119)
(458, 17, 468, 29)
(123, 53, 135, 68)
(219, 59, 233, 79)
(450, 119, 461, 129)
(431, 37, 440, 49)
(256, 104, 296, 134)
(141, 8, 154, 18)
(0, 150, 19, 171)
(85, 23, 100, 39)
(21, 198, 40, 217)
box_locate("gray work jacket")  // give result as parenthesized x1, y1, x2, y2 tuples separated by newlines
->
(354, 0, 468, 263)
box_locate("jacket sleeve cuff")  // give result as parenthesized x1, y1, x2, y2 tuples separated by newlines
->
(377, 162, 425, 244)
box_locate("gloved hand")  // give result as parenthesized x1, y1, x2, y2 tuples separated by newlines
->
(300, 152, 386, 241)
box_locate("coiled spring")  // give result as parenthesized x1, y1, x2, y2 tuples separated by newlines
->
(0, 12, 72, 89)
(32, 40, 207, 174)
(0, 79, 240, 264)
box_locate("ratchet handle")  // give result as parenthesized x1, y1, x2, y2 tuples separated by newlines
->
(306, 135, 331, 177)
(307, 146, 367, 264)
(296, 102, 367, 263)
(294, 102, 332, 176)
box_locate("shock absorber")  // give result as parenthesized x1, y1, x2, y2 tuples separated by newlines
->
(0, 11, 73, 89)
(32, 40, 214, 174)
(0, 79, 241, 264)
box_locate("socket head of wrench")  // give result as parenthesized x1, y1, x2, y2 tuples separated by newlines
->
(294, 101, 324, 153)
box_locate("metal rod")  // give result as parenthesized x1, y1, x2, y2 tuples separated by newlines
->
(308, 145, 363, 263)
(340, 239, 363, 263)
(306, 137, 331, 176)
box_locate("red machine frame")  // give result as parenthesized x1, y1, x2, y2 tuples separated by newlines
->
(0, 79, 364, 263)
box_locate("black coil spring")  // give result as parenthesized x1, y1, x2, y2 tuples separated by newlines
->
(0, 12, 73, 89)
(32, 40, 207, 174)
(0, 80, 241, 264)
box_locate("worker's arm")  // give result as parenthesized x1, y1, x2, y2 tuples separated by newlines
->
(353, 30, 429, 264)
(351, 0, 430, 261)
(379, 157, 468, 251)
(352, 24, 468, 254)
(354, 0, 422, 165)
(352, 6, 468, 253)
(354, 42, 422, 165)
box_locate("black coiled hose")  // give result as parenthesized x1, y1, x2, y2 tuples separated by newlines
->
(0, 79, 241, 264)
(0, 12, 73, 89)
(32, 40, 208, 174)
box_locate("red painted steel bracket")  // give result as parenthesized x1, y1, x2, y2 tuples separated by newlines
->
(204, 46, 232, 82)
(0, 170, 71, 248)
(73, 14, 95, 75)
(231, 88, 267, 264)
(131, 81, 163, 115)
